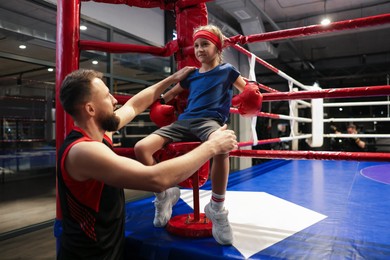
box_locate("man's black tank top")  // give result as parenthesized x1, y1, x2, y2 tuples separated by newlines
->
(57, 127, 125, 260)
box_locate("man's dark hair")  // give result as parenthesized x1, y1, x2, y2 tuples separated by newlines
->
(60, 69, 103, 116)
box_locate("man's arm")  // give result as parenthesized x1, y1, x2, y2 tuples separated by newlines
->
(355, 138, 366, 149)
(114, 66, 196, 130)
(66, 125, 237, 192)
(160, 83, 184, 103)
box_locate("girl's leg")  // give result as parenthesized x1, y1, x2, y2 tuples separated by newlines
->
(134, 133, 168, 165)
(204, 129, 233, 245)
(210, 153, 229, 210)
(134, 134, 179, 227)
(207, 128, 230, 210)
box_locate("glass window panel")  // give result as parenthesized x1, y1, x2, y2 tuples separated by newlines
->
(80, 50, 109, 74)
(80, 19, 109, 41)
(112, 53, 171, 91)
(113, 31, 144, 44)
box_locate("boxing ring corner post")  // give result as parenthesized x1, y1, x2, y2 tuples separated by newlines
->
(54, 0, 81, 254)
(307, 84, 323, 148)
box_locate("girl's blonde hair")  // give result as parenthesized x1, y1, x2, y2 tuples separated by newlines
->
(193, 24, 224, 64)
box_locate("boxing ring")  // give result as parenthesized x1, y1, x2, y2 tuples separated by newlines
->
(122, 160, 390, 259)
(55, 0, 390, 259)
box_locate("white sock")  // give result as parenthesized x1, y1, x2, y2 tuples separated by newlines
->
(211, 192, 225, 211)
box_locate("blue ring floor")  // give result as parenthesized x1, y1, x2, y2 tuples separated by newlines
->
(124, 159, 390, 259)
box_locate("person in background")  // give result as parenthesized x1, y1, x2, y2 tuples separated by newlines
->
(134, 24, 262, 245)
(333, 123, 366, 152)
(56, 67, 238, 259)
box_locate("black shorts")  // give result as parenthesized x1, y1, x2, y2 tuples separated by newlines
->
(152, 118, 223, 143)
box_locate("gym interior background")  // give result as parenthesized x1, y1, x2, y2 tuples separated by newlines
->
(0, 0, 389, 244)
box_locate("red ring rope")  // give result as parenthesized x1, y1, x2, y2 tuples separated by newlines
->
(230, 149, 390, 162)
(225, 13, 390, 46)
(262, 85, 390, 101)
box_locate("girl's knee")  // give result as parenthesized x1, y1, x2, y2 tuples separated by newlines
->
(134, 140, 148, 156)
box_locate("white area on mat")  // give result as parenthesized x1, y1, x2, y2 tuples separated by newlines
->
(180, 190, 327, 259)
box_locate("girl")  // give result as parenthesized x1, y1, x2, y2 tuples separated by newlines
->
(135, 24, 248, 245)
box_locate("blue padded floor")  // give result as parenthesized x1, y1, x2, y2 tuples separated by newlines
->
(124, 160, 390, 259)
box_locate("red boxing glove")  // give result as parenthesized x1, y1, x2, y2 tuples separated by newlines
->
(232, 81, 263, 116)
(149, 100, 177, 127)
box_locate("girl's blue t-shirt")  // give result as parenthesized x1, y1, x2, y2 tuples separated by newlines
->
(179, 63, 240, 123)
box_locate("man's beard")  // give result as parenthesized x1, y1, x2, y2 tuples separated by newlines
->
(100, 112, 120, 132)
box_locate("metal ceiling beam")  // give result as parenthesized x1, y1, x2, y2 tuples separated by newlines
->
(215, 0, 278, 59)
(251, 0, 317, 72)
(0, 18, 56, 44)
(0, 51, 54, 68)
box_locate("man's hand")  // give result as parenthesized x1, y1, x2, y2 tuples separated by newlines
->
(170, 66, 196, 82)
(207, 124, 238, 154)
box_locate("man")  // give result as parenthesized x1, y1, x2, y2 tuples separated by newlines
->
(56, 67, 238, 259)
(333, 123, 366, 152)
(344, 123, 366, 151)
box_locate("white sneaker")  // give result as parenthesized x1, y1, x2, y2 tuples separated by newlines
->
(204, 202, 233, 245)
(153, 187, 180, 227)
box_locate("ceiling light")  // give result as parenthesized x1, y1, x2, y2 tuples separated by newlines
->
(80, 25, 87, 31)
(321, 17, 331, 26)
(48, 68, 54, 72)
(19, 45, 26, 49)
(339, 108, 343, 112)
(321, 0, 331, 26)
(92, 60, 98, 65)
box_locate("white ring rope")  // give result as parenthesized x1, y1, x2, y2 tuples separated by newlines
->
(325, 133, 390, 139)
(238, 134, 313, 148)
(277, 70, 312, 91)
(248, 53, 258, 146)
(288, 82, 297, 150)
(297, 100, 312, 107)
(324, 117, 390, 123)
(324, 101, 390, 107)
(280, 134, 313, 142)
(233, 44, 312, 92)
(278, 114, 312, 123)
